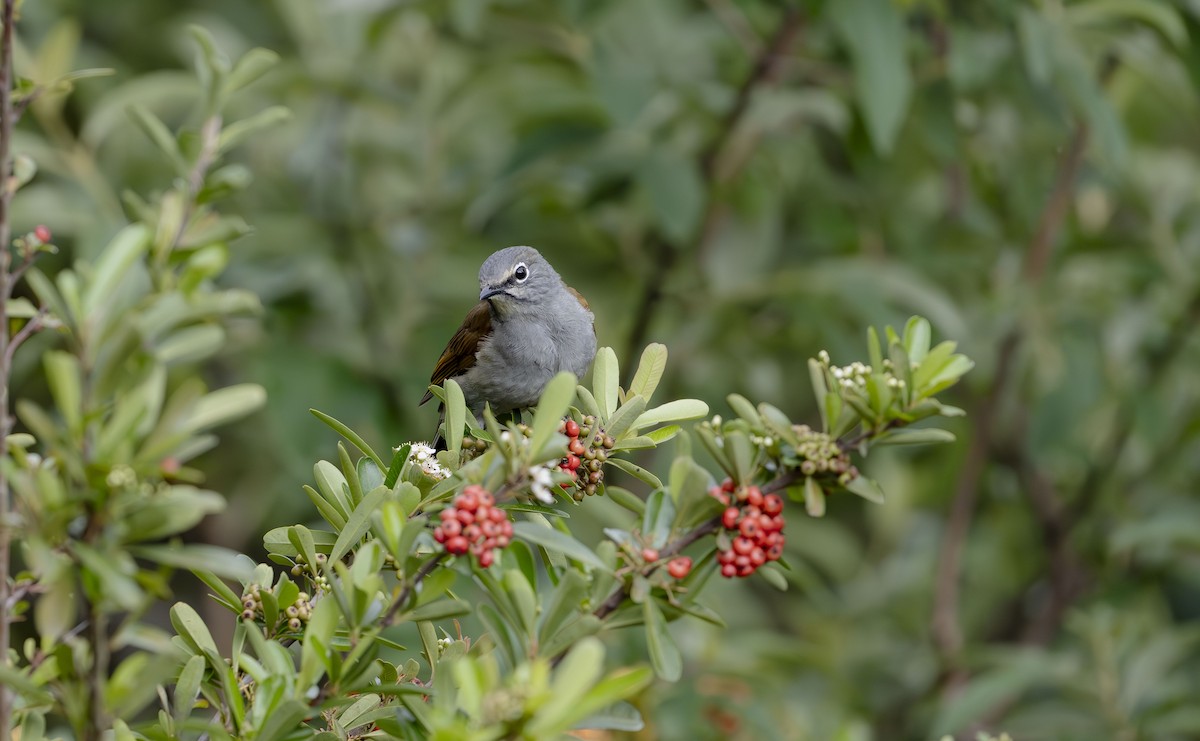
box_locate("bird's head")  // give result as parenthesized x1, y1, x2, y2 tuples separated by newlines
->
(478, 246, 561, 316)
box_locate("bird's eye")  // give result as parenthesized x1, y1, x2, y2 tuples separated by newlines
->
(514, 263, 529, 282)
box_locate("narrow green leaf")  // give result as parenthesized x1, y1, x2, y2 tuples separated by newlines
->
(529, 372, 577, 459)
(592, 347, 619, 419)
(444, 378, 466, 459)
(309, 408, 385, 470)
(904, 316, 932, 364)
(726, 394, 759, 426)
(511, 521, 610, 572)
(173, 655, 205, 725)
(809, 359, 829, 431)
(43, 351, 82, 435)
(632, 398, 709, 430)
(874, 428, 957, 446)
(804, 477, 826, 517)
(628, 343, 668, 402)
(128, 105, 185, 172)
(845, 475, 886, 503)
(831, 0, 913, 155)
(329, 485, 391, 564)
(605, 394, 647, 440)
(642, 490, 676, 549)
(607, 458, 663, 489)
(218, 106, 291, 152)
(642, 600, 682, 681)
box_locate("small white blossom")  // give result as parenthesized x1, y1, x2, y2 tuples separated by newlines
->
(405, 442, 450, 481)
(529, 464, 555, 504)
(818, 350, 830, 364)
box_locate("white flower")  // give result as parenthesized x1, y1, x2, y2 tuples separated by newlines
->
(818, 350, 830, 364)
(404, 442, 450, 481)
(529, 464, 556, 504)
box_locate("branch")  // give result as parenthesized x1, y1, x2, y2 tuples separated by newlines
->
(0, 0, 18, 734)
(623, 7, 804, 362)
(379, 552, 448, 628)
(931, 114, 1092, 681)
(5, 306, 46, 365)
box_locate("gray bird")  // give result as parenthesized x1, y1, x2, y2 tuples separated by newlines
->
(421, 246, 596, 427)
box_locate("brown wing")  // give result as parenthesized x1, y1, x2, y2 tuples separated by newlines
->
(566, 285, 590, 311)
(420, 300, 493, 405)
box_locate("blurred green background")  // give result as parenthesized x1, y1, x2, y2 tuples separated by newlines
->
(12, 0, 1200, 738)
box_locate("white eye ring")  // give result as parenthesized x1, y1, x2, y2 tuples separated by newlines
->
(514, 262, 529, 282)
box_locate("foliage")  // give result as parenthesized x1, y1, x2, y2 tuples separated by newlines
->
(3, 0, 1200, 739)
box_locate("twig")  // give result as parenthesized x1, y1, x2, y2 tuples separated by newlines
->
(379, 552, 448, 628)
(5, 306, 46, 365)
(624, 7, 804, 362)
(0, 0, 18, 734)
(931, 115, 1092, 683)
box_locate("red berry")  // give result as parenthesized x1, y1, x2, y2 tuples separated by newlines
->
(722, 507, 740, 529)
(489, 508, 507, 523)
(458, 491, 479, 512)
(457, 510, 475, 525)
(732, 537, 754, 555)
(464, 524, 481, 541)
(738, 564, 755, 577)
(763, 494, 783, 515)
(446, 536, 469, 554)
(766, 544, 784, 561)
(642, 548, 659, 563)
(566, 454, 581, 471)
(739, 518, 760, 539)
(495, 535, 510, 548)
(717, 549, 736, 565)
(478, 490, 495, 507)
(565, 419, 580, 438)
(721, 478, 736, 493)
(33, 225, 50, 243)
(734, 555, 751, 568)
(439, 508, 456, 521)
(433, 527, 447, 543)
(749, 548, 766, 566)
(477, 550, 494, 568)
(667, 556, 692, 579)
(442, 520, 462, 537)
(569, 440, 586, 456)
(746, 487, 763, 507)
(720, 563, 737, 578)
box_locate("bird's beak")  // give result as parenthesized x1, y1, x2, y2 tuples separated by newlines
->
(480, 286, 506, 301)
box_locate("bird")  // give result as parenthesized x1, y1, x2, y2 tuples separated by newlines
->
(421, 246, 596, 439)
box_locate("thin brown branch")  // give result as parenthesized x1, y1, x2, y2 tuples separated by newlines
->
(0, 0, 18, 734)
(380, 552, 448, 628)
(931, 110, 1093, 686)
(5, 307, 45, 364)
(623, 7, 804, 362)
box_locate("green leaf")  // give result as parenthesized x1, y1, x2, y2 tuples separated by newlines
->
(539, 570, 589, 646)
(1065, 0, 1187, 49)
(130, 544, 253, 583)
(128, 105, 185, 172)
(903, 316, 931, 365)
(329, 485, 391, 564)
(43, 351, 82, 435)
(606, 486, 646, 516)
(642, 490, 676, 549)
(444, 378, 466, 459)
(632, 399, 709, 430)
(592, 347, 619, 419)
(170, 601, 220, 657)
(309, 408, 386, 470)
(628, 343, 668, 402)
(809, 359, 829, 431)
(224, 47, 280, 93)
(511, 521, 610, 572)
(804, 476, 826, 518)
(188, 384, 266, 433)
(529, 637, 606, 735)
(845, 475, 886, 504)
(255, 700, 309, 741)
(607, 458, 663, 489)
(529, 372, 577, 459)
(173, 654, 206, 725)
(866, 327, 883, 372)
(830, 0, 913, 155)
(645, 424, 681, 445)
(874, 428, 956, 446)
(725, 430, 756, 484)
(642, 600, 682, 681)
(218, 106, 291, 152)
(726, 394, 760, 426)
(605, 394, 647, 440)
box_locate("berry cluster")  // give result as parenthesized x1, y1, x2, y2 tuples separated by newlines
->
(791, 424, 859, 486)
(240, 584, 314, 633)
(710, 479, 786, 578)
(558, 416, 613, 501)
(433, 485, 513, 568)
(641, 548, 693, 580)
(458, 435, 490, 462)
(289, 552, 331, 592)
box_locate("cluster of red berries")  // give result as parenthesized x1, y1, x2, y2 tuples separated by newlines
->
(641, 548, 694, 580)
(710, 479, 785, 578)
(433, 485, 513, 568)
(558, 416, 613, 501)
